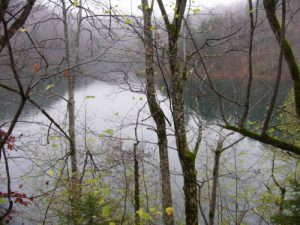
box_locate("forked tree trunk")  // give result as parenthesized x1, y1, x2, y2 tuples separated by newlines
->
(156, 0, 199, 224)
(141, 1, 174, 224)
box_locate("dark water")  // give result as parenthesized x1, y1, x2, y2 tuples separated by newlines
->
(157, 77, 291, 123)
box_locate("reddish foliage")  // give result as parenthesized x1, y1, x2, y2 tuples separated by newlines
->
(33, 63, 40, 74)
(0, 191, 33, 207)
(0, 129, 22, 150)
(63, 69, 69, 77)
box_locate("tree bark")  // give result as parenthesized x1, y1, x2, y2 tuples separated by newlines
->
(156, 1, 199, 224)
(134, 143, 140, 225)
(169, 26, 199, 225)
(61, 1, 80, 223)
(208, 141, 223, 225)
(0, 0, 36, 53)
(263, 0, 300, 117)
(181, 156, 198, 225)
(141, 1, 174, 224)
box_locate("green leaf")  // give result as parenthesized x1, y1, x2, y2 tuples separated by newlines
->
(85, 95, 95, 99)
(103, 129, 114, 136)
(249, 8, 257, 14)
(136, 208, 145, 217)
(104, 9, 111, 14)
(73, 0, 79, 6)
(102, 205, 110, 218)
(0, 198, 6, 205)
(149, 207, 156, 213)
(49, 135, 60, 140)
(238, 152, 247, 157)
(269, 128, 276, 134)
(86, 178, 97, 184)
(48, 170, 55, 176)
(125, 18, 132, 25)
(51, 143, 58, 148)
(192, 8, 201, 15)
(149, 26, 156, 31)
(102, 187, 110, 196)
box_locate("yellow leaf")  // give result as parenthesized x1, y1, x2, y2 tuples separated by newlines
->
(136, 208, 145, 217)
(73, 0, 79, 6)
(192, 8, 201, 15)
(20, 28, 28, 32)
(149, 26, 156, 31)
(85, 95, 95, 99)
(45, 84, 55, 92)
(165, 207, 173, 216)
(103, 129, 114, 136)
(48, 170, 55, 176)
(125, 18, 132, 25)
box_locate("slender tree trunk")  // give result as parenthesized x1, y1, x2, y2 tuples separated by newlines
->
(134, 143, 140, 225)
(169, 41, 198, 225)
(68, 53, 79, 225)
(61, 1, 80, 224)
(240, 0, 255, 127)
(263, 0, 300, 117)
(141, 1, 174, 224)
(208, 142, 223, 225)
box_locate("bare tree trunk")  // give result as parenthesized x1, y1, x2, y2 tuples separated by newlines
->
(134, 142, 140, 225)
(0, 0, 36, 53)
(240, 0, 256, 127)
(263, 0, 300, 117)
(170, 40, 199, 225)
(133, 109, 142, 225)
(181, 156, 198, 225)
(156, 1, 199, 224)
(141, 1, 174, 224)
(208, 141, 223, 225)
(61, 1, 80, 224)
(271, 154, 286, 214)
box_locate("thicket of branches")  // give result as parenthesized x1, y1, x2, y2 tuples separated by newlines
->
(0, 0, 300, 225)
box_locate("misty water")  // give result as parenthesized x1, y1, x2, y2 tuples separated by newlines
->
(0, 72, 291, 224)
(2, 0, 300, 223)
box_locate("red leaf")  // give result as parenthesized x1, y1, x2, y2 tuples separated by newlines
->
(33, 63, 40, 74)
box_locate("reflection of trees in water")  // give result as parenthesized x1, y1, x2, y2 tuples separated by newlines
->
(158, 78, 291, 122)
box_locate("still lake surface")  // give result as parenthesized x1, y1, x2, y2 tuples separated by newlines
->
(0, 73, 291, 224)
